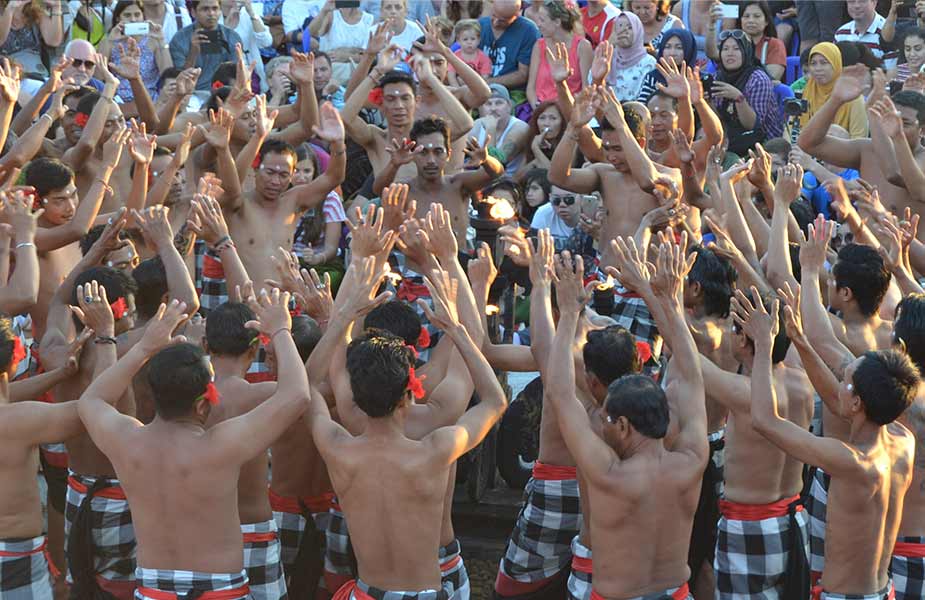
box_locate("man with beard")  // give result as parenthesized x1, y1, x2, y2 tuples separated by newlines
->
(469, 85, 531, 176)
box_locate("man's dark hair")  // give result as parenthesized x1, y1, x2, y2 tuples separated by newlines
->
(733, 290, 791, 363)
(363, 301, 422, 346)
(147, 343, 213, 420)
(852, 349, 920, 425)
(763, 137, 791, 157)
(132, 257, 167, 321)
(894, 293, 925, 373)
(206, 86, 231, 112)
(604, 374, 670, 438)
(0, 315, 17, 372)
(156, 67, 184, 92)
(24, 158, 74, 198)
(257, 139, 298, 167)
(71, 266, 138, 330)
(292, 315, 324, 362)
(346, 329, 416, 418)
(205, 302, 258, 357)
(688, 245, 737, 318)
(893, 90, 925, 123)
(75, 91, 103, 117)
(600, 107, 645, 140)
(790, 198, 814, 234)
(378, 69, 417, 93)
(583, 326, 640, 386)
(833, 243, 891, 317)
(410, 116, 451, 149)
(211, 61, 237, 87)
(314, 51, 332, 66)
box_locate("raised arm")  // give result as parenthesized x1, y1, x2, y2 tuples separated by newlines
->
(548, 87, 602, 194)
(341, 45, 403, 149)
(739, 290, 862, 477)
(63, 56, 120, 172)
(870, 97, 925, 203)
(0, 57, 19, 153)
(286, 103, 346, 212)
(134, 205, 201, 314)
(797, 65, 867, 170)
(234, 96, 275, 185)
(199, 108, 243, 212)
(0, 190, 40, 314)
(1, 85, 69, 169)
(452, 135, 505, 192)
(414, 56, 473, 141)
(707, 151, 761, 268)
(146, 124, 194, 207)
(766, 163, 802, 292)
(526, 229, 556, 375)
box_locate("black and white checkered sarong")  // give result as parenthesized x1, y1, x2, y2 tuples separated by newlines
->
(566, 535, 592, 600)
(892, 537, 925, 600)
(807, 468, 831, 575)
(333, 578, 452, 600)
(0, 535, 52, 599)
(242, 520, 287, 600)
(439, 539, 469, 600)
(134, 567, 251, 599)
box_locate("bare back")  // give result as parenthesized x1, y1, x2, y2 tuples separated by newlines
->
(33, 244, 83, 344)
(898, 393, 925, 538)
(269, 417, 332, 500)
(0, 431, 43, 539)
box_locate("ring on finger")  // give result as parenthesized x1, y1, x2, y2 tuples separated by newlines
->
(84, 295, 94, 303)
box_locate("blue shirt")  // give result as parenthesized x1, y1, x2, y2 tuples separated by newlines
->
(169, 24, 244, 91)
(802, 169, 861, 218)
(478, 16, 539, 80)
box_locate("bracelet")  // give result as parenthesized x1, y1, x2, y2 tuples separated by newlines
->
(39, 113, 54, 125)
(211, 235, 231, 248)
(15, 242, 36, 249)
(270, 327, 290, 340)
(216, 239, 236, 252)
(94, 335, 118, 345)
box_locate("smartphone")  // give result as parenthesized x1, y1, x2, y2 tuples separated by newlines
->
(581, 193, 601, 220)
(123, 22, 150, 36)
(201, 29, 223, 54)
(334, 0, 360, 8)
(719, 3, 739, 19)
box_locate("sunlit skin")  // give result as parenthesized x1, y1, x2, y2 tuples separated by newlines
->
(536, 105, 563, 138)
(647, 94, 678, 147)
(38, 183, 78, 226)
(254, 152, 296, 203)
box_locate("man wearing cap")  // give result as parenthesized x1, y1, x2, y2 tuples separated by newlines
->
(469, 84, 530, 176)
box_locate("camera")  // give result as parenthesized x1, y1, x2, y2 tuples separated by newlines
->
(783, 97, 808, 117)
(123, 22, 150, 36)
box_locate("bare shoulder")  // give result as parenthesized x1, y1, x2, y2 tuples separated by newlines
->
(888, 420, 916, 446)
(217, 378, 274, 415)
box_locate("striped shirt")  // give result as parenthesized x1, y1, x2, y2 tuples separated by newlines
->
(834, 13, 897, 69)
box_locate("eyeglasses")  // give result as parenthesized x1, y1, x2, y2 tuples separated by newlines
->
(719, 29, 747, 42)
(551, 195, 576, 206)
(71, 58, 96, 70)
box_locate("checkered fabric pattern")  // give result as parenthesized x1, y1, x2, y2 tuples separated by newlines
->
(241, 520, 287, 600)
(819, 582, 895, 599)
(64, 472, 136, 585)
(498, 475, 581, 582)
(0, 536, 53, 600)
(134, 567, 251, 599)
(324, 500, 356, 581)
(194, 241, 228, 314)
(566, 536, 592, 600)
(618, 586, 693, 600)
(333, 578, 452, 600)
(439, 539, 469, 600)
(714, 507, 809, 598)
(272, 510, 304, 569)
(891, 537, 925, 600)
(806, 468, 831, 575)
(611, 286, 660, 349)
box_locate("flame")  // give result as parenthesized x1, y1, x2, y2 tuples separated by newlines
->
(385, 271, 402, 285)
(596, 274, 614, 291)
(489, 198, 516, 220)
(486, 304, 500, 316)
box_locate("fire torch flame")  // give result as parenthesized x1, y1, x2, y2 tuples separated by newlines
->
(596, 274, 615, 291)
(485, 196, 516, 221)
(486, 304, 500, 316)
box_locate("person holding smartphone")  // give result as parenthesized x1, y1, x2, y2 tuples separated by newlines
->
(169, 0, 244, 92)
(99, 1, 173, 103)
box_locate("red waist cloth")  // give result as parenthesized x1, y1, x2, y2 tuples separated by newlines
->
(590, 583, 689, 600)
(268, 488, 335, 514)
(494, 570, 558, 596)
(440, 554, 462, 573)
(811, 582, 895, 600)
(719, 494, 802, 520)
(137, 585, 249, 600)
(571, 554, 592, 574)
(242, 531, 276, 544)
(67, 476, 127, 500)
(0, 539, 45, 557)
(532, 461, 577, 481)
(244, 372, 276, 384)
(40, 447, 69, 468)
(894, 541, 925, 558)
(396, 280, 430, 303)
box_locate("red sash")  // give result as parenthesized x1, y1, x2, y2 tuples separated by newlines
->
(396, 280, 430, 302)
(242, 531, 277, 544)
(894, 541, 925, 558)
(590, 583, 689, 600)
(0, 539, 45, 557)
(440, 554, 462, 573)
(532, 461, 577, 481)
(67, 476, 127, 500)
(332, 580, 375, 600)
(719, 494, 802, 521)
(268, 488, 335, 514)
(571, 553, 592, 574)
(811, 582, 895, 600)
(137, 585, 250, 600)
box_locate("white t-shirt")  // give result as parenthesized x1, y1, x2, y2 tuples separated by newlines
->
(530, 203, 574, 242)
(319, 10, 375, 52)
(281, 0, 325, 34)
(386, 19, 424, 54)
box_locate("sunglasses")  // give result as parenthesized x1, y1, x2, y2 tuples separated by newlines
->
(71, 58, 96, 69)
(719, 29, 747, 42)
(551, 195, 576, 207)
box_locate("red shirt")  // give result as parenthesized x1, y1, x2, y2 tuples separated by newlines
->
(582, 5, 618, 47)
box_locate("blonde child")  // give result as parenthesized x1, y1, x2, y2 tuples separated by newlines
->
(451, 19, 492, 85)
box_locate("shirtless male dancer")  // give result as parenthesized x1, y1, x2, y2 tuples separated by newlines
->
(305, 257, 507, 600)
(735, 287, 918, 600)
(371, 117, 503, 246)
(547, 237, 708, 600)
(76, 287, 311, 599)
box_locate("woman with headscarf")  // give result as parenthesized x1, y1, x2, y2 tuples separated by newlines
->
(800, 42, 868, 138)
(637, 27, 696, 104)
(607, 11, 657, 101)
(711, 29, 782, 155)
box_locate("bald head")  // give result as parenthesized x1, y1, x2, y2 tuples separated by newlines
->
(64, 40, 97, 85)
(492, 0, 521, 27)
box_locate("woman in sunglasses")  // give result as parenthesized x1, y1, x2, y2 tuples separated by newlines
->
(712, 28, 782, 156)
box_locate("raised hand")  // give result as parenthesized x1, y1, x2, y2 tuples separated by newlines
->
(380, 183, 415, 232)
(669, 129, 694, 164)
(467, 242, 497, 291)
(552, 251, 589, 315)
(347, 204, 397, 260)
(721, 159, 752, 185)
(288, 51, 315, 87)
(174, 68, 200, 99)
(128, 119, 157, 164)
(111, 38, 141, 80)
(799, 214, 835, 273)
(570, 85, 600, 128)
(904, 71, 925, 94)
(85, 209, 129, 264)
(415, 15, 449, 55)
(199, 108, 234, 149)
(777, 281, 804, 340)
(253, 94, 279, 138)
(343, 255, 392, 317)
(598, 85, 625, 127)
(186, 194, 229, 246)
(528, 228, 555, 286)
(705, 143, 726, 183)
(0, 57, 22, 103)
(63, 329, 93, 376)
(773, 163, 804, 205)
(877, 215, 906, 272)
(730, 287, 779, 346)
(832, 63, 867, 103)
(607, 236, 652, 293)
(385, 137, 423, 166)
(376, 44, 404, 74)
(590, 40, 612, 84)
(102, 125, 131, 168)
(746, 143, 773, 190)
(546, 42, 572, 84)
(266, 246, 303, 292)
(651, 231, 695, 302)
(418, 267, 461, 331)
(412, 52, 439, 85)
(869, 96, 903, 139)
(420, 203, 458, 262)
(132, 205, 174, 251)
(366, 22, 394, 56)
(656, 57, 689, 99)
(686, 65, 704, 104)
(0, 188, 41, 236)
(244, 287, 292, 338)
(70, 281, 116, 336)
(293, 267, 334, 322)
(463, 135, 489, 168)
(312, 102, 345, 143)
(397, 218, 432, 266)
(48, 82, 77, 120)
(500, 225, 531, 267)
(95, 54, 120, 88)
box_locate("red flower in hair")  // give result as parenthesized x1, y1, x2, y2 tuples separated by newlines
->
(212, 80, 225, 91)
(8, 337, 26, 372)
(252, 156, 261, 169)
(417, 327, 431, 349)
(635, 341, 652, 364)
(198, 382, 221, 406)
(368, 87, 383, 106)
(110, 297, 128, 321)
(406, 366, 426, 400)
(74, 113, 89, 128)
